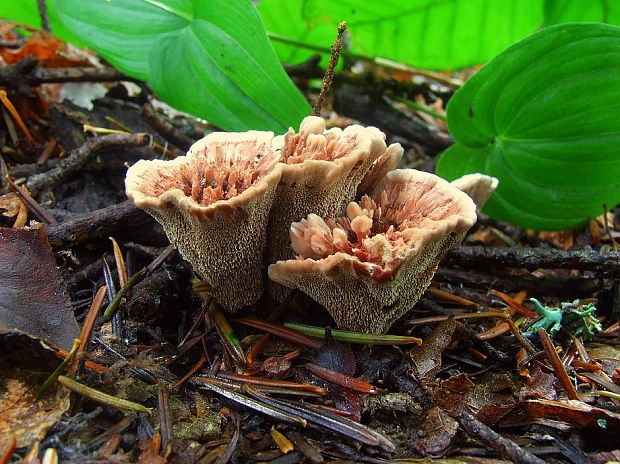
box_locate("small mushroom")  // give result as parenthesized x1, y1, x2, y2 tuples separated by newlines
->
(268, 169, 477, 333)
(266, 116, 403, 300)
(125, 130, 282, 311)
(450, 173, 498, 209)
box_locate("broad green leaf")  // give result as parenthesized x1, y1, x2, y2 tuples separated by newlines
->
(55, 0, 310, 132)
(258, 0, 336, 65)
(436, 23, 620, 231)
(258, 0, 544, 71)
(544, 0, 620, 26)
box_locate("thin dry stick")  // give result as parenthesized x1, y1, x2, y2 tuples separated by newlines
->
(5, 175, 57, 225)
(0, 90, 34, 141)
(68, 286, 107, 377)
(37, 0, 51, 32)
(312, 21, 347, 116)
(538, 327, 579, 400)
(27, 132, 150, 196)
(157, 382, 173, 457)
(455, 411, 546, 464)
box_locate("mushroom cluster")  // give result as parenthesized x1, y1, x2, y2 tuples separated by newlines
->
(126, 117, 487, 333)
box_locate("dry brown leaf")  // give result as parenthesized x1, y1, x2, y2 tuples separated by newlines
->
(0, 332, 70, 449)
(0, 192, 21, 218)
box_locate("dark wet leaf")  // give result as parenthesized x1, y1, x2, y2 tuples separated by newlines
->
(313, 328, 356, 376)
(411, 406, 458, 457)
(0, 225, 79, 350)
(409, 317, 458, 379)
(432, 373, 473, 417)
(519, 362, 558, 401)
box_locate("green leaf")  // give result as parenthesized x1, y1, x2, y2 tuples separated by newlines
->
(259, 0, 544, 71)
(544, 0, 620, 26)
(436, 23, 620, 230)
(258, 0, 336, 65)
(55, 0, 310, 132)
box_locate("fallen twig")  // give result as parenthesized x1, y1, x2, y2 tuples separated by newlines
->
(454, 411, 546, 464)
(27, 132, 150, 196)
(447, 245, 620, 275)
(0, 56, 131, 87)
(6, 175, 57, 225)
(312, 21, 346, 116)
(46, 200, 150, 249)
(141, 104, 193, 151)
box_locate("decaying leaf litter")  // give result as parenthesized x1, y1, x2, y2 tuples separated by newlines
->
(1, 21, 620, 464)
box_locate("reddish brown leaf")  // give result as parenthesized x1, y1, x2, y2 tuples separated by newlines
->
(0, 225, 79, 349)
(519, 362, 557, 401)
(411, 406, 458, 457)
(0, 31, 87, 67)
(409, 317, 458, 379)
(522, 399, 620, 432)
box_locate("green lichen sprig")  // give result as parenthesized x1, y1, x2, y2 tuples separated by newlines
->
(527, 298, 602, 340)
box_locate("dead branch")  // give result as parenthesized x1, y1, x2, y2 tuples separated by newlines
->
(141, 104, 193, 152)
(454, 411, 546, 464)
(46, 200, 150, 249)
(447, 245, 620, 275)
(0, 56, 131, 88)
(27, 133, 150, 197)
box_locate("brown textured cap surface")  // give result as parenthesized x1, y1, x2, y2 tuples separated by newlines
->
(126, 130, 282, 311)
(266, 116, 402, 300)
(268, 169, 477, 333)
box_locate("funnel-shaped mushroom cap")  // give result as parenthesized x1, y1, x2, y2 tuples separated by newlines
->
(266, 116, 403, 300)
(268, 169, 477, 333)
(126, 131, 283, 311)
(450, 173, 498, 209)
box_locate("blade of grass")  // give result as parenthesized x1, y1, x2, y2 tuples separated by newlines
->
(246, 388, 395, 452)
(196, 378, 307, 425)
(217, 371, 327, 396)
(284, 322, 421, 346)
(208, 301, 246, 367)
(37, 338, 80, 399)
(103, 267, 146, 319)
(538, 328, 579, 400)
(109, 237, 127, 287)
(69, 285, 107, 376)
(57, 375, 151, 415)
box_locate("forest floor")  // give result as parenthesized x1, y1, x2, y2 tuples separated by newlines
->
(1, 27, 619, 464)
